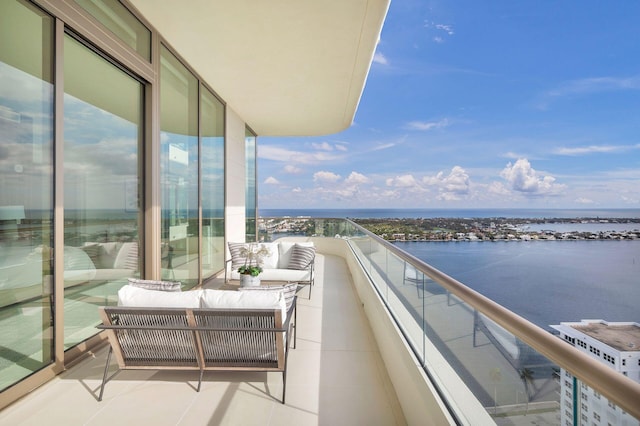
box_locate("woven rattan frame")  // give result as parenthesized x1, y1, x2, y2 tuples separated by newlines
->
(97, 297, 296, 403)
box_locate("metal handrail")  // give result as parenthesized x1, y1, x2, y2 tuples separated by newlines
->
(345, 219, 640, 420)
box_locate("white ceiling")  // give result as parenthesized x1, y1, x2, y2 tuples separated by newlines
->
(127, 0, 389, 137)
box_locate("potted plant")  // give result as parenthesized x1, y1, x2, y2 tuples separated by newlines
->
(237, 243, 270, 287)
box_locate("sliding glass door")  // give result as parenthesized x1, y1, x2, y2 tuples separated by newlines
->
(63, 34, 143, 348)
(0, 0, 54, 391)
(160, 45, 199, 288)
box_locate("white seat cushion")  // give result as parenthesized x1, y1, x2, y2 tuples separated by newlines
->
(201, 289, 286, 321)
(229, 268, 311, 282)
(118, 285, 201, 308)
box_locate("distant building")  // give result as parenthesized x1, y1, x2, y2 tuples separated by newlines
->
(551, 320, 640, 426)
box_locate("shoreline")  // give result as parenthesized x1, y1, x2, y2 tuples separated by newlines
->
(352, 217, 640, 242)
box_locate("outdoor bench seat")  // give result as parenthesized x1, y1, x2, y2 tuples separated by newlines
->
(97, 297, 296, 403)
(225, 241, 316, 297)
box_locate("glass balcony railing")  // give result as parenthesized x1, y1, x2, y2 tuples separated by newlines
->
(260, 217, 640, 424)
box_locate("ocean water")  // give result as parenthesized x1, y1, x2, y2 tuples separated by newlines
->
(395, 240, 640, 331)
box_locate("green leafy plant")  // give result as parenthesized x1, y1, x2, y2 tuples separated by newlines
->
(237, 243, 271, 276)
(237, 264, 263, 276)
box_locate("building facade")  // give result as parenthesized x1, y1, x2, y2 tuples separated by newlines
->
(0, 0, 388, 409)
(552, 320, 640, 426)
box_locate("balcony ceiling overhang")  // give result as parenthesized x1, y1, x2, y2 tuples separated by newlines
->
(128, 0, 390, 136)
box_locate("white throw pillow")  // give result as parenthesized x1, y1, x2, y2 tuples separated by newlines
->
(228, 242, 249, 269)
(113, 242, 139, 270)
(118, 285, 201, 308)
(239, 282, 297, 312)
(288, 244, 315, 270)
(127, 277, 182, 292)
(278, 242, 314, 269)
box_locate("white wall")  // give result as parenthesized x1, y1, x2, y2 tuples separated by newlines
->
(225, 106, 247, 246)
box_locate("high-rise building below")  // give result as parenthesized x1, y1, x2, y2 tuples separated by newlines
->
(551, 320, 640, 426)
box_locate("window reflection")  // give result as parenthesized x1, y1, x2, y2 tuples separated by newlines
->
(0, 0, 54, 391)
(160, 45, 199, 287)
(63, 34, 143, 348)
(201, 88, 225, 278)
(245, 128, 257, 242)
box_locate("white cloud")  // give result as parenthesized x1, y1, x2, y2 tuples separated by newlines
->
(259, 144, 344, 165)
(292, 187, 302, 193)
(487, 181, 510, 195)
(500, 158, 566, 195)
(335, 144, 348, 152)
(553, 144, 639, 156)
(311, 141, 333, 151)
(621, 195, 640, 204)
(423, 166, 470, 200)
(345, 171, 370, 185)
(371, 142, 397, 151)
(264, 176, 280, 185)
(536, 75, 640, 109)
(424, 22, 454, 44)
(373, 52, 388, 65)
(313, 171, 341, 183)
(405, 118, 450, 131)
(435, 24, 454, 35)
(386, 174, 420, 188)
(503, 151, 525, 159)
(575, 197, 595, 204)
(283, 165, 303, 174)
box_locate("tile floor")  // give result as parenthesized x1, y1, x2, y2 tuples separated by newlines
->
(0, 253, 407, 425)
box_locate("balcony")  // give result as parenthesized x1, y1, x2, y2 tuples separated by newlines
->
(1, 219, 639, 425)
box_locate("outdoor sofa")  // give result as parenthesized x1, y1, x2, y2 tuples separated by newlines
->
(97, 282, 297, 403)
(225, 241, 316, 297)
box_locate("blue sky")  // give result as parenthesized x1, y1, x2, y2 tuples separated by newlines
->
(258, 1, 640, 210)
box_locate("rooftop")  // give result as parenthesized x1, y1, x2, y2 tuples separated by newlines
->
(571, 321, 640, 352)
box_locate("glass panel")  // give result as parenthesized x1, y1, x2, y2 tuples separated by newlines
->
(73, 0, 151, 60)
(0, 0, 54, 391)
(345, 227, 561, 423)
(200, 87, 224, 279)
(63, 34, 143, 348)
(160, 45, 199, 288)
(245, 128, 256, 242)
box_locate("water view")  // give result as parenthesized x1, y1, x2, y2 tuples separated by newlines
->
(396, 239, 640, 331)
(262, 208, 640, 331)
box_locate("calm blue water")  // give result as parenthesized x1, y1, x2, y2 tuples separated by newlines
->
(261, 208, 640, 330)
(395, 240, 640, 331)
(260, 208, 640, 219)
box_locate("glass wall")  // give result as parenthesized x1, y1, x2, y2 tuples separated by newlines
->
(63, 34, 143, 348)
(200, 88, 225, 278)
(0, 0, 54, 391)
(245, 128, 257, 242)
(0, 0, 232, 405)
(160, 45, 199, 287)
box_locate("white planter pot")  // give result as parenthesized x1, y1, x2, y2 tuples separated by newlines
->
(240, 274, 261, 287)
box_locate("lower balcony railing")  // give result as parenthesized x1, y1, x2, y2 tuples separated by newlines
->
(261, 217, 640, 424)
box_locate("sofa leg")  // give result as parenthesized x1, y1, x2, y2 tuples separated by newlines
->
(98, 347, 114, 401)
(197, 369, 204, 392)
(281, 370, 287, 404)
